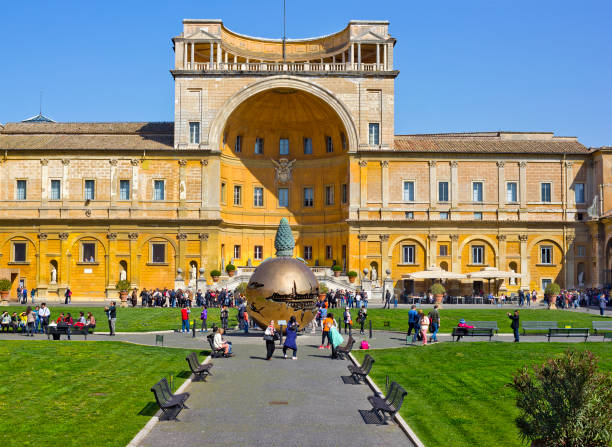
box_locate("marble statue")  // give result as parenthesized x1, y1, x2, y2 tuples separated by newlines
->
(510, 269, 516, 285)
(371, 267, 377, 282)
(50, 265, 57, 284)
(119, 268, 127, 281)
(578, 271, 585, 287)
(191, 264, 197, 280)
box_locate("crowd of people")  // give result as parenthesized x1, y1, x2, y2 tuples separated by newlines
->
(135, 288, 241, 308)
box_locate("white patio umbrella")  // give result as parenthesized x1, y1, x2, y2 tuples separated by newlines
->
(402, 266, 467, 280)
(467, 267, 524, 294)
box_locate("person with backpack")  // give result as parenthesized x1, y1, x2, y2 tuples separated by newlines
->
(357, 305, 367, 335)
(343, 307, 352, 335)
(200, 306, 208, 332)
(419, 311, 430, 346)
(413, 309, 423, 343)
(507, 310, 520, 342)
(64, 287, 72, 304)
(407, 305, 418, 339)
(220, 305, 229, 330)
(181, 305, 190, 332)
(264, 320, 277, 360)
(427, 305, 440, 343)
(283, 316, 298, 360)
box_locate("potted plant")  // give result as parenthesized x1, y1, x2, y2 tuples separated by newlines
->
(210, 269, 221, 282)
(116, 280, 131, 304)
(318, 282, 329, 300)
(0, 278, 11, 303)
(430, 282, 446, 304)
(347, 270, 358, 283)
(226, 263, 236, 277)
(332, 264, 342, 277)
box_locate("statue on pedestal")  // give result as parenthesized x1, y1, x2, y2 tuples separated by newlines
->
(50, 265, 57, 284)
(119, 268, 127, 282)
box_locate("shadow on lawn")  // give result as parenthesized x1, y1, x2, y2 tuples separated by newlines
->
(138, 402, 159, 416)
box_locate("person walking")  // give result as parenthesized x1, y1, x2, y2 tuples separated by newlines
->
(106, 301, 117, 336)
(420, 312, 430, 346)
(38, 303, 50, 334)
(508, 310, 520, 342)
(181, 305, 191, 332)
(343, 307, 352, 335)
(200, 306, 208, 332)
(320, 312, 334, 349)
(283, 316, 298, 359)
(407, 305, 418, 340)
(357, 305, 367, 335)
(427, 305, 440, 343)
(383, 289, 391, 309)
(264, 320, 277, 360)
(25, 306, 35, 336)
(243, 310, 249, 334)
(220, 305, 229, 330)
(413, 309, 423, 343)
(598, 293, 608, 316)
(64, 287, 72, 304)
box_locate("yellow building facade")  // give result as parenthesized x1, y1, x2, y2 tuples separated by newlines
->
(0, 19, 608, 301)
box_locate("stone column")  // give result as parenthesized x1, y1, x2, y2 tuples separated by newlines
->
(428, 161, 437, 209)
(376, 44, 380, 68)
(497, 235, 507, 290)
(200, 159, 208, 208)
(61, 159, 70, 208)
(358, 234, 368, 274)
(40, 159, 49, 206)
(359, 161, 368, 208)
(519, 235, 529, 290)
(565, 234, 575, 289)
(178, 159, 187, 207)
(380, 234, 390, 281)
(357, 43, 362, 69)
(199, 233, 209, 273)
(589, 227, 602, 288)
(59, 232, 69, 287)
(217, 42, 222, 65)
(209, 42, 213, 66)
(565, 161, 574, 210)
(380, 160, 389, 208)
(128, 233, 140, 289)
(383, 43, 387, 69)
(519, 161, 527, 208)
(207, 156, 220, 213)
(37, 233, 48, 288)
(497, 161, 505, 208)
(450, 234, 459, 272)
(450, 161, 458, 209)
(429, 234, 438, 268)
(130, 159, 140, 208)
(107, 232, 118, 288)
(109, 159, 118, 206)
(177, 233, 187, 280)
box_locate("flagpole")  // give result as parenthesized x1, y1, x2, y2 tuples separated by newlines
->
(282, 0, 286, 63)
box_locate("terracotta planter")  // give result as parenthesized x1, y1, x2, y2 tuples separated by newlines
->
(434, 294, 444, 304)
(348, 276, 356, 283)
(0, 290, 9, 304)
(228, 270, 235, 277)
(119, 291, 128, 301)
(212, 276, 220, 283)
(319, 293, 326, 301)
(333, 271, 341, 277)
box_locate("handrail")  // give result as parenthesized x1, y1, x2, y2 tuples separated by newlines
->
(181, 61, 389, 73)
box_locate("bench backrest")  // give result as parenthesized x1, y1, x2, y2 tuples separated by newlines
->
(186, 352, 199, 372)
(550, 328, 588, 334)
(466, 321, 498, 329)
(362, 354, 375, 375)
(388, 381, 408, 412)
(207, 335, 216, 350)
(522, 321, 558, 329)
(593, 321, 612, 329)
(159, 377, 174, 402)
(151, 381, 168, 406)
(344, 337, 355, 351)
(471, 328, 493, 334)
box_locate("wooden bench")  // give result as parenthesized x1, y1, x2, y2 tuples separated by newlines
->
(547, 328, 589, 342)
(185, 352, 213, 381)
(522, 321, 558, 335)
(206, 334, 231, 358)
(348, 354, 375, 383)
(368, 381, 408, 423)
(592, 321, 612, 335)
(46, 325, 94, 340)
(336, 336, 355, 360)
(465, 321, 499, 334)
(150, 377, 190, 421)
(451, 327, 493, 341)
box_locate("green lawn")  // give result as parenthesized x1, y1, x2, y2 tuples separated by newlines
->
(339, 307, 608, 333)
(354, 343, 612, 447)
(2, 305, 239, 332)
(0, 340, 204, 447)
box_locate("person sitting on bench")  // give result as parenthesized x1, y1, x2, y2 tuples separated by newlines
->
(455, 319, 474, 342)
(85, 312, 96, 331)
(213, 327, 231, 356)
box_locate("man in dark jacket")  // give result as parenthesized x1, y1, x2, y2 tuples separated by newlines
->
(507, 310, 520, 342)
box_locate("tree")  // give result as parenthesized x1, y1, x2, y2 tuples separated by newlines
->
(510, 349, 612, 447)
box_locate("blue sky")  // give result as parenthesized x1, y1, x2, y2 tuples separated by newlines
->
(1, 0, 610, 147)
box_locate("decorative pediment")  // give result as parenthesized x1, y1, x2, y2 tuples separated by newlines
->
(185, 27, 220, 41)
(352, 30, 387, 42)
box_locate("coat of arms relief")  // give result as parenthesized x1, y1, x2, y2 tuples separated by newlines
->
(271, 158, 296, 183)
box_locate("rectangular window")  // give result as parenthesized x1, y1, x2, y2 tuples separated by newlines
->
(50, 180, 61, 200)
(472, 182, 483, 202)
(541, 183, 551, 202)
(540, 245, 552, 264)
(439, 245, 448, 256)
(13, 242, 26, 262)
(233, 245, 241, 259)
(221, 182, 226, 203)
(304, 246, 312, 260)
(403, 181, 415, 202)
(119, 180, 130, 201)
(575, 183, 585, 204)
(368, 123, 380, 146)
(303, 187, 314, 207)
(254, 137, 264, 154)
(402, 245, 416, 264)
(84, 180, 95, 200)
(278, 188, 289, 207)
(279, 138, 289, 155)
(506, 182, 518, 203)
(235, 135, 242, 153)
(541, 278, 552, 291)
(474, 212, 483, 220)
(341, 184, 347, 204)
(189, 122, 200, 144)
(325, 245, 333, 260)
(153, 180, 165, 201)
(340, 132, 347, 150)
(254, 245, 263, 260)
(325, 185, 334, 206)
(438, 181, 449, 202)
(82, 242, 96, 263)
(325, 136, 333, 153)
(151, 243, 166, 263)
(253, 186, 264, 207)
(16, 180, 27, 200)
(577, 245, 586, 257)
(439, 212, 449, 220)
(303, 137, 312, 154)
(405, 211, 414, 220)
(233, 185, 242, 206)
(472, 245, 484, 264)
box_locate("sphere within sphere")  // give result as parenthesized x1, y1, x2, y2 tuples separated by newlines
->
(246, 257, 319, 330)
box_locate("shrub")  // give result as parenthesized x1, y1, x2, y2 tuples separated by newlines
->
(318, 282, 329, 294)
(511, 349, 612, 447)
(115, 280, 131, 291)
(332, 264, 342, 272)
(235, 282, 248, 295)
(429, 283, 446, 295)
(347, 270, 358, 278)
(225, 264, 236, 272)
(545, 282, 561, 296)
(210, 269, 221, 278)
(0, 278, 11, 291)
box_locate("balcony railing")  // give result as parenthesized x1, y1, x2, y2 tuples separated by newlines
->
(181, 62, 387, 73)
